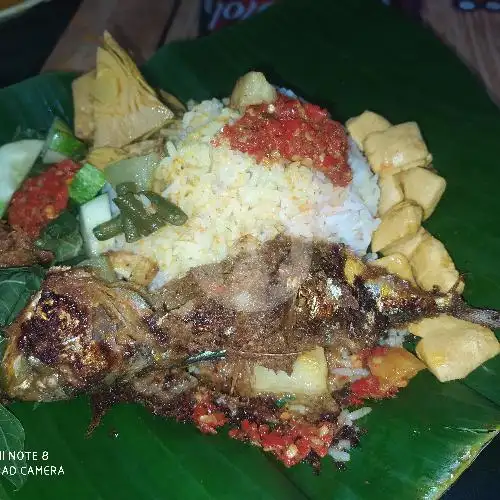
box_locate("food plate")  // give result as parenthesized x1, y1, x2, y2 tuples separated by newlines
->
(0, 0, 48, 24)
(0, 0, 499, 498)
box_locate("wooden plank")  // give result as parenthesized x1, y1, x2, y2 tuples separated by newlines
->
(42, 0, 178, 74)
(422, 1, 500, 105)
(163, 0, 200, 44)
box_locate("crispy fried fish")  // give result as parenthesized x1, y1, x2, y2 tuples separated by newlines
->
(3, 235, 499, 404)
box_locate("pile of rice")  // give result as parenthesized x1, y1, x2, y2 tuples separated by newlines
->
(124, 97, 380, 287)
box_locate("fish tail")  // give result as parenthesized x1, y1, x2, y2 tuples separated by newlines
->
(453, 306, 500, 330)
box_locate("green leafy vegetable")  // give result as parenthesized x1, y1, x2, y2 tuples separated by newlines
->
(0, 404, 27, 490)
(69, 163, 106, 204)
(0, 267, 45, 328)
(34, 211, 84, 264)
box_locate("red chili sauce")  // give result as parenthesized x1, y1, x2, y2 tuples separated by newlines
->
(217, 94, 351, 186)
(8, 160, 81, 237)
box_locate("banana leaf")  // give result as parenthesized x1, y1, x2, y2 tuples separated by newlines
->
(1, 0, 500, 498)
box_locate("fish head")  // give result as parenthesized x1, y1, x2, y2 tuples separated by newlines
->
(1, 267, 154, 401)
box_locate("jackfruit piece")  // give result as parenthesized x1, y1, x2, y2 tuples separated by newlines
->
(381, 227, 430, 259)
(230, 72, 277, 112)
(93, 32, 174, 148)
(86, 146, 128, 170)
(72, 70, 96, 141)
(378, 173, 404, 216)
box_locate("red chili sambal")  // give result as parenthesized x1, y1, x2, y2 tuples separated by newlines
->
(8, 160, 81, 237)
(217, 94, 351, 186)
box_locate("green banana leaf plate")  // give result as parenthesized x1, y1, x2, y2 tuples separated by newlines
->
(1, 0, 500, 498)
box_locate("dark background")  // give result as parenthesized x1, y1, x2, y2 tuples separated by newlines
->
(0, 0, 498, 498)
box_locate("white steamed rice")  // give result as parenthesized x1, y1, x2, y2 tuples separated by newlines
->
(121, 97, 380, 288)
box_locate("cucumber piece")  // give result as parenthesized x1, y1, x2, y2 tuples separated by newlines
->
(0, 139, 44, 217)
(104, 153, 159, 191)
(79, 194, 116, 257)
(42, 117, 88, 163)
(69, 162, 106, 204)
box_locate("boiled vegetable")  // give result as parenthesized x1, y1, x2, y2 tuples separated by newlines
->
(381, 226, 429, 259)
(143, 191, 188, 226)
(0, 139, 44, 216)
(116, 182, 138, 196)
(42, 117, 87, 163)
(80, 193, 116, 256)
(76, 255, 117, 282)
(93, 215, 123, 241)
(69, 163, 106, 204)
(93, 32, 174, 148)
(72, 70, 96, 140)
(86, 146, 128, 170)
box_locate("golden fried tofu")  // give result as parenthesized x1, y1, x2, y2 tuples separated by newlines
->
(107, 250, 159, 286)
(398, 167, 446, 220)
(410, 235, 464, 293)
(72, 70, 96, 140)
(372, 253, 416, 285)
(371, 201, 423, 253)
(346, 111, 391, 150)
(409, 315, 500, 382)
(381, 227, 430, 259)
(378, 173, 404, 216)
(363, 122, 432, 175)
(230, 72, 277, 112)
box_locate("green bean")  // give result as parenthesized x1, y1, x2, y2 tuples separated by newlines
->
(121, 214, 141, 243)
(143, 191, 188, 226)
(116, 182, 138, 196)
(114, 194, 165, 237)
(92, 216, 123, 241)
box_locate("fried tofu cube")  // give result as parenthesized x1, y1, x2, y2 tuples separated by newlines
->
(346, 111, 391, 150)
(410, 236, 464, 293)
(381, 227, 430, 259)
(107, 250, 159, 286)
(372, 253, 416, 285)
(371, 201, 423, 253)
(398, 167, 446, 220)
(252, 347, 328, 396)
(409, 315, 500, 382)
(363, 122, 432, 175)
(230, 72, 277, 112)
(378, 173, 404, 216)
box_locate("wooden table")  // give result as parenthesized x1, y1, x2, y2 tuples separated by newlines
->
(42, 0, 500, 105)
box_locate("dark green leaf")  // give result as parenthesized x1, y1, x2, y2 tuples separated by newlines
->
(35, 211, 84, 264)
(0, 405, 26, 490)
(0, 267, 44, 328)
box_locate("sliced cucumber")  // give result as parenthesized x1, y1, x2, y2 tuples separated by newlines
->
(42, 117, 88, 164)
(0, 139, 44, 217)
(80, 193, 116, 257)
